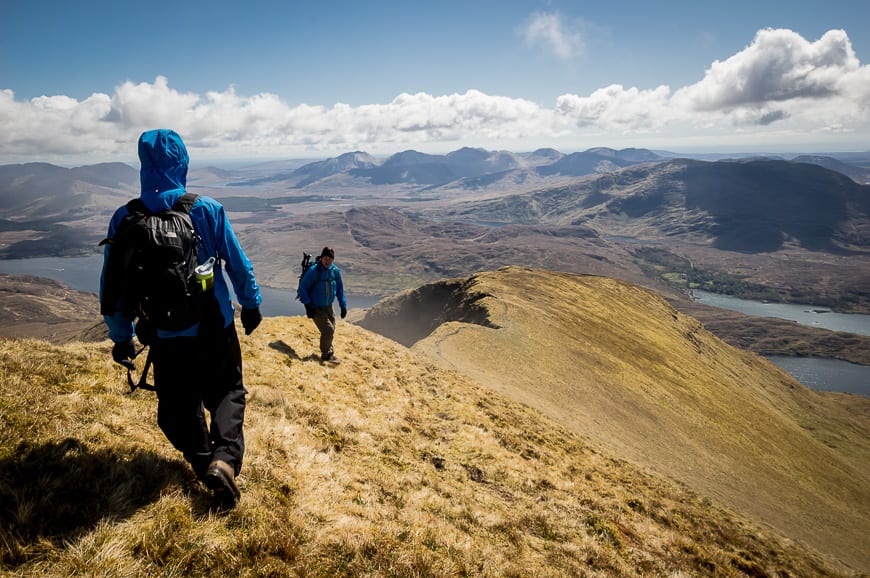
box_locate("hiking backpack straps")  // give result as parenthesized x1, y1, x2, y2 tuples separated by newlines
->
(100, 192, 202, 331)
(305, 262, 335, 304)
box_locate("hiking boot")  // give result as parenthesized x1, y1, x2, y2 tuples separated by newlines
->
(321, 354, 340, 364)
(204, 459, 241, 507)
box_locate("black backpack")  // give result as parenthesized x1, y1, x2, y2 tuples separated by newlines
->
(296, 252, 319, 301)
(100, 192, 203, 331)
(299, 252, 320, 278)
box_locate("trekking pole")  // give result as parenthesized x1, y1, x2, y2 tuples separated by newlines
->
(125, 347, 157, 393)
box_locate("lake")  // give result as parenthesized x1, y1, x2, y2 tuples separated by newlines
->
(692, 289, 870, 336)
(0, 255, 381, 317)
(692, 289, 870, 397)
(768, 356, 869, 397)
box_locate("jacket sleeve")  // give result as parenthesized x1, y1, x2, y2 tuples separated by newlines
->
(334, 268, 347, 310)
(100, 206, 135, 343)
(197, 197, 261, 310)
(220, 211, 261, 309)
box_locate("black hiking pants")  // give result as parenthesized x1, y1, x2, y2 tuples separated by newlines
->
(151, 322, 246, 479)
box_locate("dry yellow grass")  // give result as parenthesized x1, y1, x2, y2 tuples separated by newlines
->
(0, 284, 863, 576)
(365, 267, 870, 573)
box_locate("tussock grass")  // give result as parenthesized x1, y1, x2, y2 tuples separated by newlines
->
(0, 312, 856, 576)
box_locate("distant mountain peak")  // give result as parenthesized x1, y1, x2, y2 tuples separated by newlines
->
(382, 150, 444, 166)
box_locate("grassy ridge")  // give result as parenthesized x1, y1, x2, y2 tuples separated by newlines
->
(366, 267, 870, 572)
(0, 315, 853, 577)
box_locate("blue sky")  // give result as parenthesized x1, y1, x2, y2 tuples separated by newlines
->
(2, 0, 869, 165)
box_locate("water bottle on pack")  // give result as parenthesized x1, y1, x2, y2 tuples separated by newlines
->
(194, 257, 216, 292)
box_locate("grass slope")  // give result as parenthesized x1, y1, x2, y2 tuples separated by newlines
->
(0, 314, 855, 576)
(362, 267, 870, 572)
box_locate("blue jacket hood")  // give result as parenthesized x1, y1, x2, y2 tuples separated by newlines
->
(138, 129, 188, 199)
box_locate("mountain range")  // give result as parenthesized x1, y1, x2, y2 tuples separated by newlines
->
(224, 146, 870, 189)
(441, 157, 870, 252)
(1, 148, 869, 341)
(1, 147, 868, 263)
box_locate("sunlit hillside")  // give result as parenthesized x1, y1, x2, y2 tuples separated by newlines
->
(0, 310, 859, 576)
(360, 267, 870, 573)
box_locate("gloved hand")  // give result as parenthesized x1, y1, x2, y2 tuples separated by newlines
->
(304, 304, 315, 319)
(340, 306, 347, 319)
(241, 307, 262, 335)
(112, 339, 136, 369)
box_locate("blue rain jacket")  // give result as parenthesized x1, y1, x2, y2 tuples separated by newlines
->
(100, 129, 261, 342)
(297, 261, 347, 310)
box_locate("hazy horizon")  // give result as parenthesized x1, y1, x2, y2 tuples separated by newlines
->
(5, 145, 870, 172)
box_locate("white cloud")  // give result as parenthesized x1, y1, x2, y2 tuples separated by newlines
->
(556, 85, 674, 131)
(0, 82, 569, 163)
(676, 29, 859, 110)
(672, 28, 870, 129)
(0, 28, 868, 164)
(105, 76, 200, 127)
(0, 89, 115, 157)
(555, 28, 870, 145)
(521, 12, 584, 60)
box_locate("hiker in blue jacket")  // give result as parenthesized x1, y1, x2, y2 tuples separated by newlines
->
(100, 128, 262, 508)
(297, 246, 347, 363)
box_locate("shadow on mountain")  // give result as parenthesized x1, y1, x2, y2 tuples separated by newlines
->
(359, 277, 499, 347)
(0, 222, 98, 258)
(0, 438, 188, 567)
(682, 161, 860, 252)
(450, 158, 869, 254)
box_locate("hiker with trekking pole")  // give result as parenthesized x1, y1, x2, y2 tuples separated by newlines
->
(100, 129, 262, 509)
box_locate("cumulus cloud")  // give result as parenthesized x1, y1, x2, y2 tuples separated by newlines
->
(0, 81, 568, 163)
(521, 12, 585, 60)
(0, 28, 868, 163)
(556, 85, 674, 131)
(677, 29, 858, 109)
(673, 28, 870, 128)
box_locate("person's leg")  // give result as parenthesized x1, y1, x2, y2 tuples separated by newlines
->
(183, 322, 246, 507)
(313, 307, 336, 359)
(152, 336, 212, 479)
(202, 323, 247, 476)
